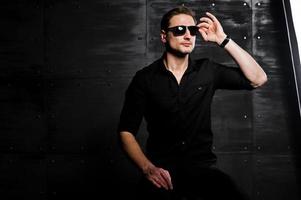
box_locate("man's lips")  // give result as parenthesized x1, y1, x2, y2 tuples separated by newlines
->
(181, 43, 192, 46)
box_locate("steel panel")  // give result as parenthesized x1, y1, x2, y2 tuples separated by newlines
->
(45, 78, 126, 153)
(252, 0, 295, 153)
(44, 0, 146, 78)
(0, 154, 46, 199)
(254, 155, 299, 200)
(0, 0, 44, 79)
(215, 153, 253, 198)
(212, 90, 253, 152)
(0, 79, 47, 153)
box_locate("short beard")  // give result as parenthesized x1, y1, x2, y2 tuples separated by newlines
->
(165, 43, 190, 58)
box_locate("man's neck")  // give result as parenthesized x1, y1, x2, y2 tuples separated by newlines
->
(163, 51, 189, 72)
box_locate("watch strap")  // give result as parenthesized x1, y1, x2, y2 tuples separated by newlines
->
(219, 35, 230, 48)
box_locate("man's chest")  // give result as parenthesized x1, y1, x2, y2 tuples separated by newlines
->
(146, 72, 215, 112)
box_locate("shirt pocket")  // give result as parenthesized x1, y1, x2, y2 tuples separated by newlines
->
(184, 82, 212, 104)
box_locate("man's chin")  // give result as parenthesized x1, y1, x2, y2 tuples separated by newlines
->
(166, 45, 194, 57)
(176, 46, 195, 55)
(181, 49, 193, 54)
(176, 50, 193, 57)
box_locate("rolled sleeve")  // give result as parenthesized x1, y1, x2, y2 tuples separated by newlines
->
(211, 60, 254, 90)
(117, 70, 146, 136)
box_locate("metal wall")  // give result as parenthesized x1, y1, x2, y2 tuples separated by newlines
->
(0, 0, 300, 199)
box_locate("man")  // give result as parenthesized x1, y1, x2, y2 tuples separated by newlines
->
(117, 6, 267, 200)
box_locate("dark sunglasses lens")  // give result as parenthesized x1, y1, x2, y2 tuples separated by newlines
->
(188, 26, 198, 36)
(171, 26, 186, 36)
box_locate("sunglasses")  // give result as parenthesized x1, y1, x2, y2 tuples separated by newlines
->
(166, 25, 199, 36)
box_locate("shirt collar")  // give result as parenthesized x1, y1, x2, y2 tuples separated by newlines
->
(157, 52, 196, 74)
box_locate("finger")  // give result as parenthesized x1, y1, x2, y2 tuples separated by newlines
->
(197, 22, 210, 28)
(206, 12, 218, 22)
(199, 28, 208, 41)
(156, 174, 169, 190)
(199, 17, 213, 24)
(160, 170, 172, 190)
(151, 178, 162, 188)
(162, 170, 173, 190)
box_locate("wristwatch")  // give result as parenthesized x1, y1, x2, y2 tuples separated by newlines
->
(219, 35, 230, 48)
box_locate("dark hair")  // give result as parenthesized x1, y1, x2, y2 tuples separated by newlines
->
(161, 6, 197, 31)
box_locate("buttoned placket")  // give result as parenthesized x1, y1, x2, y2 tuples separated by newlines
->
(165, 70, 187, 105)
(165, 69, 191, 150)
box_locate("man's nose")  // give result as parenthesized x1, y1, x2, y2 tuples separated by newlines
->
(183, 29, 192, 39)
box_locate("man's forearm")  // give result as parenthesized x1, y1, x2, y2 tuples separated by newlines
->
(120, 131, 154, 173)
(220, 36, 268, 87)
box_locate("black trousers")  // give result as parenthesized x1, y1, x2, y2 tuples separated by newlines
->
(135, 164, 250, 200)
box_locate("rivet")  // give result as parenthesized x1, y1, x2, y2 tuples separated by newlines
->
(257, 114, 261, 118)
(257, 2, 261, 6)
(257, 36, 261, 39)
(243, 115, 247, 119)
(243, 36, 247, 40)
(243, 2, 247, 6)
(257, 146, 261, 150)
(198, 86, 202, 90)
(212, 146, 216, 150)
(243, 146, 248, 150)
(211, 3, 215, 7)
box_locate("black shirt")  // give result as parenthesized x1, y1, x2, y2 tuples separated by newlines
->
(117, 54, 254, 166)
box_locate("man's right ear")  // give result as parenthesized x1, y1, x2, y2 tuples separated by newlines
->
(160, 30, 167, 43)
